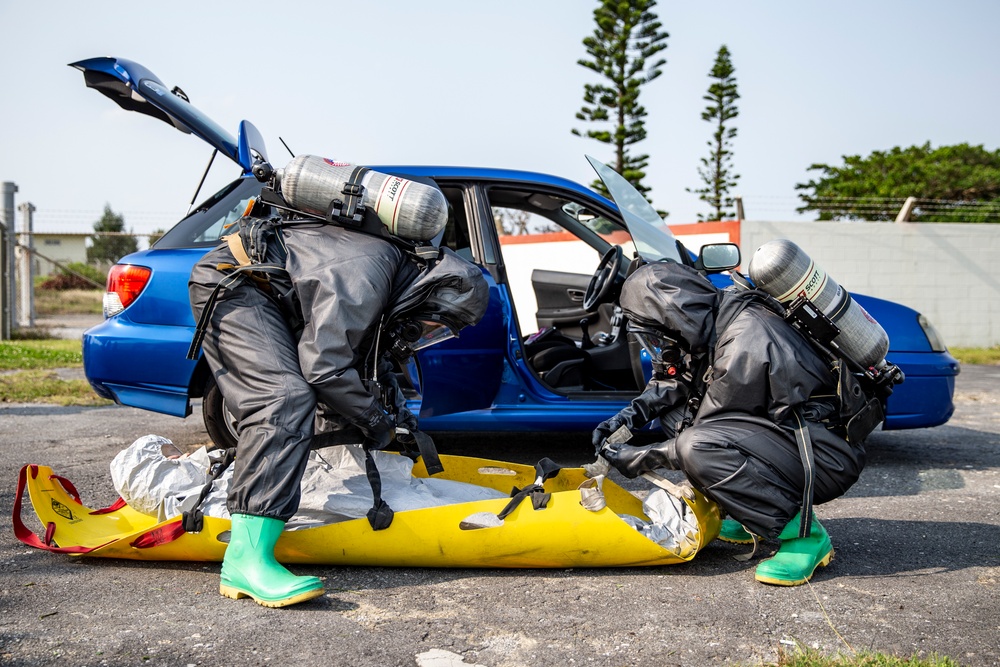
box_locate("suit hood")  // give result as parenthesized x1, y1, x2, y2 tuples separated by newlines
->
(620, 262, 720, 351)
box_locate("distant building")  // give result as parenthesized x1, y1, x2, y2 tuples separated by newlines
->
(29, 233, 88, 276)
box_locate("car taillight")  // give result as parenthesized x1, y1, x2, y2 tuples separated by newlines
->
(917, 314, 948, 352)
(104, 264, 152, 317)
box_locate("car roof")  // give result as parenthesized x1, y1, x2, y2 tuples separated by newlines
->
(371, 165, 613, 205)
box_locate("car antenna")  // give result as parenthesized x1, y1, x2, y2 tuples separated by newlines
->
(187, 149, 218, 214)
(279, 137, 295, 158)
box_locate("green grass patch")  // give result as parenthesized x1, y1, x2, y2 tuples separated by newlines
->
(0, 339, 83, 371)
(950, 346, 1000, 366)
(775, 648, 961, 666)
(0, 369, 110, 406)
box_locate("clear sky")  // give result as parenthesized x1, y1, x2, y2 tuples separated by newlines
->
(2, 0, 999, 237)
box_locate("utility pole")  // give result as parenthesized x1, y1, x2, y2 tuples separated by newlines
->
(17, 202, 36, 329)
(1, 182, 18, 340)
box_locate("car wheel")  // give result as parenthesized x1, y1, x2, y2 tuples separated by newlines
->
(203, 377, 238, 451)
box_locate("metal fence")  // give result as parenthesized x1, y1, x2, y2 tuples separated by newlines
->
(0, 182, 139, 337)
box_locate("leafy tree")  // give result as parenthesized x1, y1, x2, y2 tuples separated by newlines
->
(796, 143, 1000, 222)
(148, 228, 166, 247)
(688, 45, 740, 221)
(87, 204, 138, 265)
(573, 0, 668, 203)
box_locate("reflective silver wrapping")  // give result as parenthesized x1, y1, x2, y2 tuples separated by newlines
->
(748, 239, 889, 369)
(279, 155, 448, 241)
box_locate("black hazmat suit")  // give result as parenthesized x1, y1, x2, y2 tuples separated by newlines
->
(602, 262, 866, 539)
(189, 222, 424, 522)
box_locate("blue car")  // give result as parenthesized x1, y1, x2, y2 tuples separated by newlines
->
(75, 57, 960, 449)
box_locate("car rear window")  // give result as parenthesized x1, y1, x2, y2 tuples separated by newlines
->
(152, 177, 263, 249)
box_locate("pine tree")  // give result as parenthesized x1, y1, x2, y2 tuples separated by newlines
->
(689, 45, 740, 221)
(573, 0, 668, 202)
(87, 204, 138, 265)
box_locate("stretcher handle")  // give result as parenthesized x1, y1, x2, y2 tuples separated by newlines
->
(12, 465, 103, 554)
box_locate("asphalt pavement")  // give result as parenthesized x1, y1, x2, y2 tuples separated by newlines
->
(1, 364, 998, 667)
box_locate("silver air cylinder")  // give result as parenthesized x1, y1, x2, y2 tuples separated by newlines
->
(748, 239, 889, 370)
(278, 155, 447, 241)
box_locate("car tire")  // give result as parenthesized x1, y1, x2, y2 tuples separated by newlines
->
(203, 377, 238, 451)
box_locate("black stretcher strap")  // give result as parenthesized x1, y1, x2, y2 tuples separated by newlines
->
(309, 426, 394, 531)
(495, 457, 562, 520)
(181, 447, 237, 533)
(364, 446, 394, 531)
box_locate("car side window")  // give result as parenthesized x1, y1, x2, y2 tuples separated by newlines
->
(438, 186, 474, 261)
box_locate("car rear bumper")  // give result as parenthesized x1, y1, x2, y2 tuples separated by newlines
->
(882, 350, 959, 430)
(83, 316, 198, 418)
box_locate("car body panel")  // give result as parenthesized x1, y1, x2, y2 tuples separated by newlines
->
(77, 57, 960, 435)
(237, 120, 268, 169)
(415, 280, 507, 419)
(83, 316, 198, 414)
(70, 57, 247, 171)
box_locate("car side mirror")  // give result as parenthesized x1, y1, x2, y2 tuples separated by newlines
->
(696, 243, 741, 272)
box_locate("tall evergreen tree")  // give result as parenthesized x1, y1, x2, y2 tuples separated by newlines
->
(573, 0, 668, 201)
(87, 204, 138, 265)
(689, 45, 740, 221)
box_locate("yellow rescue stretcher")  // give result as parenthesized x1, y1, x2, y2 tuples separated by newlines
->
(14, 455, 720, 568)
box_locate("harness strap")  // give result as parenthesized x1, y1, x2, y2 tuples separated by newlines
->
(223, 232, 252, 267)
(329, 166, 370, 223)
(791, 407, 815, 537)
(186, 263, 288, 360)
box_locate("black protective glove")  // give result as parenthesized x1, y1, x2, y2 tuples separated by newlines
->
(356, 404, 394, 451)
(591, 415, 625, 454)
(591, 379, 687, 454)
(602, 439, 676, 479)
(396, 404, 419, 432)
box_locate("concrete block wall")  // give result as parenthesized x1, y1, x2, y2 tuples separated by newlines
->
(739, 221, 1000, 348)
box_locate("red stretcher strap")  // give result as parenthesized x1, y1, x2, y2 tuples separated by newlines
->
(14, 466, 188, 555)
(129, 520, 186, 549)
(49, 474, 82, 504)
(90, 497, 128, 515)
(12, 465, 101, 554)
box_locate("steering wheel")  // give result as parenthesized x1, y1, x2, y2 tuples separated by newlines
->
(583, 245, 623, 311)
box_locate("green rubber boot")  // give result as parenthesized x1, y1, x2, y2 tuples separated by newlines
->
(220, 514, 325, 607)
(717, 519, 755, 544)
(755, 513, 834, 586)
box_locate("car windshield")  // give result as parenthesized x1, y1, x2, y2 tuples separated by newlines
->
(586, 156, 682, 264)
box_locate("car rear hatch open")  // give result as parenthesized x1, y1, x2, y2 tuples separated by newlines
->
(69, 56, 267, 172)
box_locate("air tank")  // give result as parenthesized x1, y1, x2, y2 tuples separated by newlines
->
(748, 239, 889, 370)
(278, 155, 447, 241)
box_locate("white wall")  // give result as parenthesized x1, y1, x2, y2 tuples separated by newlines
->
(499, 221, 999, 348)
(31, 234, 88, 276)
(740, 221, 1000, 348)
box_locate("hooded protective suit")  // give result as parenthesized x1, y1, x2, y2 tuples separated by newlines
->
(599, 262, 865, 539)
(189, 222, 426, 520)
